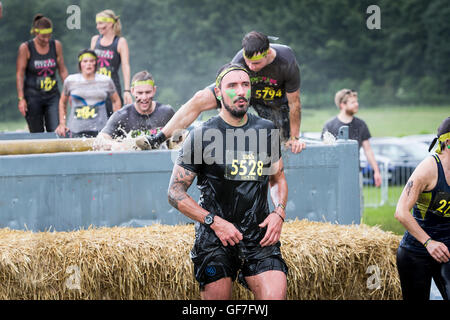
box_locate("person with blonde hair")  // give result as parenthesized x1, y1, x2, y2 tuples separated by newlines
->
(90, 9, 131, 117)
(16, 14, 68, 132)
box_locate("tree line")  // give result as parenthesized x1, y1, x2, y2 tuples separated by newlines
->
(0, 0, 449, 122)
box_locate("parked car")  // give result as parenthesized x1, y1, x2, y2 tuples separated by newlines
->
(401, 134, 436, 151)
(360, 137, 430, 185)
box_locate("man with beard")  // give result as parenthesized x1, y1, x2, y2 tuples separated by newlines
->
(167, 63, 289, 300)
(95, 70, 175, 150)
(139, 31, 305, 154)
(321, 89, 381, 216)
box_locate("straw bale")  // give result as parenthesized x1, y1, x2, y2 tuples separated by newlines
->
(0, 219, 402, 300)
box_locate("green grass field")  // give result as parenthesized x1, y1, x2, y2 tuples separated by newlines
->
(362, 186, 405, 235)
(0, 118, 28, 132)
(301, 105, 449, 137)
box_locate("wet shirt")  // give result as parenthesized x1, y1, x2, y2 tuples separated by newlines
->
(64, 73, 116, 133)
(100, 102, 175, 139)
(400, 154, 450, 253)
(24, 39, 59, 96)
(208, 44, 300, 139)
(94, 36, 122, 96)
(231, 44, 300, 109)
(322, 116, 371, 149)
(177, 113, 281, 256)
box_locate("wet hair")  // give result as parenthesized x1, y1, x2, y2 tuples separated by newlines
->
(131, 70, 155, 88)
(215, 62, 249, 89)
(241, 31, 270, 59)
(96, 9, 122, 37)
(131, 70, 154, 85)
(77, 49, 98, 72)
(31, 14, 53, 35)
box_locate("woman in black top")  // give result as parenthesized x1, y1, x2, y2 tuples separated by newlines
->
(90, 9, 131, 117)
(16, 14, 68, 132)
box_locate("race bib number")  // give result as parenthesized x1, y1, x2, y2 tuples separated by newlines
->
(37, 76, 56, 92)
(254, 86, 283, 101)
(75, 106, 97, 120)
(97, 67, 111, 78)
(224, 151, 265, 181)
(432, 192, 450, 217)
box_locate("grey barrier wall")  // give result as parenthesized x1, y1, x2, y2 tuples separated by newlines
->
(0, 132, 59, 140)
(0, 140, 360, 231)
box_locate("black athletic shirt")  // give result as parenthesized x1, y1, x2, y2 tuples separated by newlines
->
(207, 44, 300, 139)
(94, 36, 122, 98)
(231, 44, 301, 109)
(400, 154, 450, 253)
(177, 113, 281, 255)
(24, 39, 59, 96)
(321, 116, 371, 149)
(100, 102, 175, 139)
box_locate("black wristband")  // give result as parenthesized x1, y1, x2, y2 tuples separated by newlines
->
(155, 131, 167, 145)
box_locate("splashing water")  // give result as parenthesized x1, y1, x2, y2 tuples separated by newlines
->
(93, 128, 188, 152)
(322, 131, 336, 145)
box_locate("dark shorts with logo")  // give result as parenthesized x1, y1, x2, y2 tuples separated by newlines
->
(191, 238, 288, 290)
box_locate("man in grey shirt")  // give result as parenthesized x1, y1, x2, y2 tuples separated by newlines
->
(95, 70, 175, 150)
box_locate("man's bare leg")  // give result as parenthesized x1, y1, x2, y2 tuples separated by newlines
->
(200, 277, 233, 300)
(245, 270, 287, 300)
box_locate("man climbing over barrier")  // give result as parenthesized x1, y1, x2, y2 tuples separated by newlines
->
(94, 70, 175, 150)
(167, 63, 289, 300)
(137, 31, 305, 154)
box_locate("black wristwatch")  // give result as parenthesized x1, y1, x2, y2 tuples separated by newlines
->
(204, 213, 216, 228)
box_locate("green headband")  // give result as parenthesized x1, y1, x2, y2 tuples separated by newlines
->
(96, 16, 116, 23)
(78, 53, 97, 62)
(131, 80, 155, 88)
(243, 48, 269, 61)
(31, 28, 53, 35)
(215, 66, 248, 88)
(435, 132, 450, 154)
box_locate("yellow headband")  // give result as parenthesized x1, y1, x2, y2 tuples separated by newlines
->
(78, 53, 97, 62)
(243, 48, 269, 61)
(131, 80, 155, 88)
(31, 28, 53, 35)
(215, 66, 248, 88)
(96, 16, 116, 23)
(435, 132, 450, 154)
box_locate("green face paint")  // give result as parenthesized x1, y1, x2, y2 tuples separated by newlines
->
(225, 89, 237, 101)
(224, 89, 251, 101)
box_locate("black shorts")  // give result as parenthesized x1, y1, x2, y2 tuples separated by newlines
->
(24, 91, 60, 132)
(191, 241, 288, 290)
(252, 103, 290, 141)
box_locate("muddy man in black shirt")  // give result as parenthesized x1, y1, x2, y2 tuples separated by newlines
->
(168, 63, 289, 300)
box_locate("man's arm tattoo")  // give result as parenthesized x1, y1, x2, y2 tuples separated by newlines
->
(168, 167, 196, 210)
(405, 180, 414, 197)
